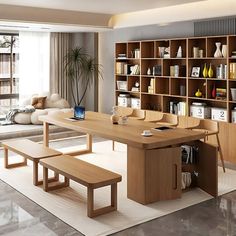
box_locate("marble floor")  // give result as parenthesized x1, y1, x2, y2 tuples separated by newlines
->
(0, 137, 236, 236)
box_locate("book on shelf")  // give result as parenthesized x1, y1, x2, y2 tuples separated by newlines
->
(170, 101, 186, 116)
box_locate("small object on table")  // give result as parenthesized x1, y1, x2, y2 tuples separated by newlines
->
(141, 130, 152, 137)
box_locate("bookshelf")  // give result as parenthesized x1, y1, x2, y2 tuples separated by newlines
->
(0, 34, 19, 115)
(115, 35, 236, 164)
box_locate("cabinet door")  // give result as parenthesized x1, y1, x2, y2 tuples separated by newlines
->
(196, 140, 218, 197)
(127, 146, 181, 204)
(145, 146, 181, 203)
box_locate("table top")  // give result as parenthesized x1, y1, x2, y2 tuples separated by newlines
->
(39, 111, 205, 149)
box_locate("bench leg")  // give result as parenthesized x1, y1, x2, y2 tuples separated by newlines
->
(62, 134, 93, 156)
(33, 162, 59, 186)
(43, 166, 49, 191)
(87, 183, 118, 218)
(4, 147, 27, 169)
(42, 167, 69, 192)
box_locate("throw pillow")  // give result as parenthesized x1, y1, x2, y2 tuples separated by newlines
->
(31, 96, 47, 109)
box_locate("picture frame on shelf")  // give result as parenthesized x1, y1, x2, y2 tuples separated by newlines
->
(191, 67, 200, 78)
(117, 81, 128, 91)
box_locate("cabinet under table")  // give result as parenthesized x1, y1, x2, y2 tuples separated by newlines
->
(127, 140, 218, 204)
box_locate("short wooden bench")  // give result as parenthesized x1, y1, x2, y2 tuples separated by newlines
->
(2, 139, 61, 186)
(40, 155, 122, 218)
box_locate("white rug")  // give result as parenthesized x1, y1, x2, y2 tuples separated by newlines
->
(0, 141, 236, 236)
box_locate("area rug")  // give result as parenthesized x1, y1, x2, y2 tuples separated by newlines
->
(0, 141, 236, 236)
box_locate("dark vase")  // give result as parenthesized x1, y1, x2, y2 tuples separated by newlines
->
(211, 84, 216, 99)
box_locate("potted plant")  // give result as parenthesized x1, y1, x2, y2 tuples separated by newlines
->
(64, 47, 103, 109)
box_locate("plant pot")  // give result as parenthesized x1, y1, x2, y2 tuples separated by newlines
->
(74, 105, 85, 119)
(231, 88, 236, 101)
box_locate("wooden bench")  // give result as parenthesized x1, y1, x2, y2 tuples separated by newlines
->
(2, 139, 61, 186)
(40, 155, 122, 218)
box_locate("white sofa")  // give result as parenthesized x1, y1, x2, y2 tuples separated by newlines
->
(14, 92, 71, 125)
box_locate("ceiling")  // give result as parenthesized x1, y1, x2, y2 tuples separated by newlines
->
(0, 0, 204, 14)
(0, 0, 235, 32)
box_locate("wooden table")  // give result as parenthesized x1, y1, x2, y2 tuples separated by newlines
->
(39, 111, 218, 204)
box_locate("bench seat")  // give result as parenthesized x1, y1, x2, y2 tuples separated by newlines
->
(2, 139, 61, 185)
(40, 155, 122, 218)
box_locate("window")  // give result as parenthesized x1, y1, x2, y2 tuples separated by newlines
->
(0, 34, 19, 117)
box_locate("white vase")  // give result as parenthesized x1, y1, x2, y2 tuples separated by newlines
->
(214, 42, 222, 58)
(222, 45, 227, 58)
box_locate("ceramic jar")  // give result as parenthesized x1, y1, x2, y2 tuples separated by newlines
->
(222, 45, 227, 58)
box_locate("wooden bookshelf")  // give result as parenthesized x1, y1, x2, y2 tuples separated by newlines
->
(115, 35, 236, 164)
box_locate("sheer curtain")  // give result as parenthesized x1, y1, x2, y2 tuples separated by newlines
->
(19, 31, 50, 101)
(50, 33, 70, 102)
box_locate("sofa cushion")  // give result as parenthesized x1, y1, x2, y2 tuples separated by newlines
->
(14, 113, 32, 124)
(31, 109, 48, 125)
(31, 96, 47, 109)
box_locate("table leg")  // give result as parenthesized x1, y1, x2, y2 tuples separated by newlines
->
(87, 134, 92, 152)
(62, 134, 93, 156)
(4, 147, 8, 168)
(43, 122, 49, 147)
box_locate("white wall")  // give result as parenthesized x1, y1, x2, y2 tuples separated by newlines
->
(98, 21, 195, 113)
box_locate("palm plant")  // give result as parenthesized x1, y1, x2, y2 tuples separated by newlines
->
(64, 47, 103, 106)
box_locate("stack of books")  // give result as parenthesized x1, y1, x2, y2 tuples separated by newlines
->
(231, 51, 236, 58)
(216, 88, 227, 100)
(117, 53, 127, 59)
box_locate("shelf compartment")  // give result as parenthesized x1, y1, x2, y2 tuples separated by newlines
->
(206, 80, 227, 100)
(188, 37, 206, 58)
(170, 39, 187, 58)
(170, 78, 186, 96)
(127, 76, 140, 92)
(155, 40, 170, 58)
(229, 103, 236, 123)
(156, 77, 170, 95)
(188, 79, 206, 98)
(141, 76, 156, 94)
(162, 96, 187, 113)
(228, 36, 236, 58)
(128, 42, 140, 59)
(141, 94, 162, 111)
(141, 59, 161, 76)
(229, 80, 236, 102)
(115, 43, 127, 58)
(206, 36, 227, 58)
(163, 59, 186, 77)
(141, 41, 154, 58)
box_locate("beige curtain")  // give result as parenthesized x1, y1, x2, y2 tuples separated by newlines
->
(50, 33, 70, 102)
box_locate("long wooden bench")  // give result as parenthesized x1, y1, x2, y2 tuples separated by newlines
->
(2, 139, 61, 186)
(40, 155, 122, 218)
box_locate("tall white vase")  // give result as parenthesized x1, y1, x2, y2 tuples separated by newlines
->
(222, 45, 227, 58)
(214, 42, 222, 58)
